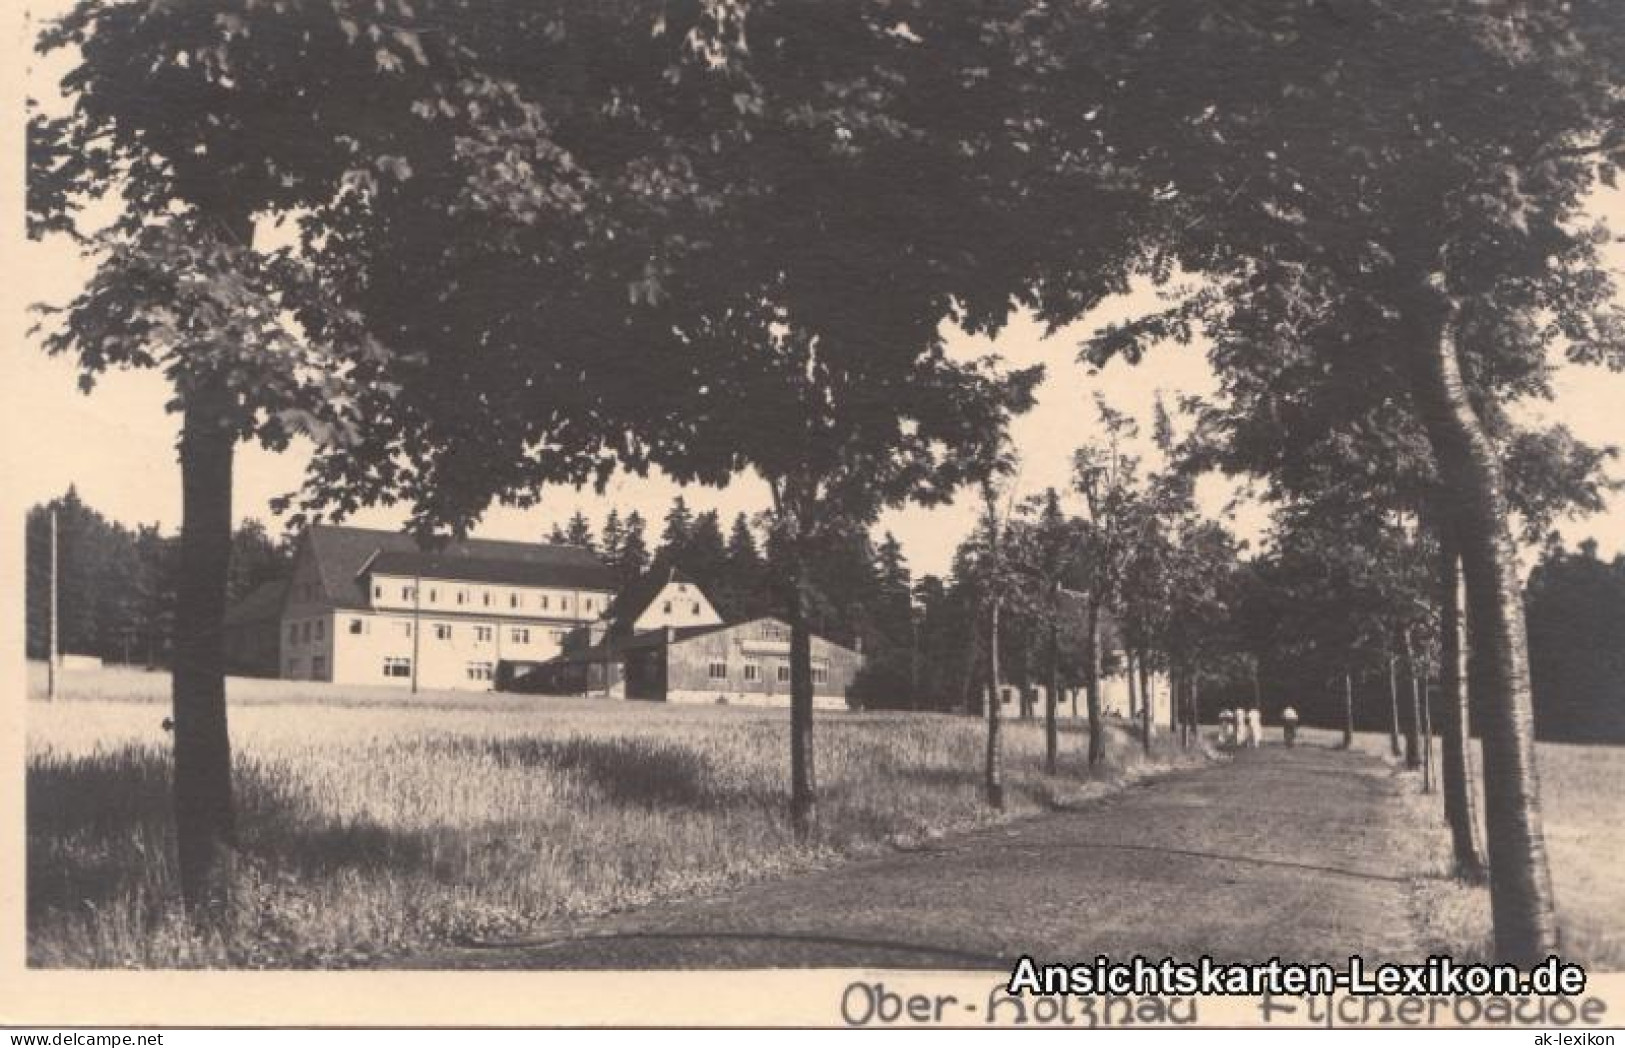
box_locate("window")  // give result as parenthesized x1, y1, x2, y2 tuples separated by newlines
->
(663, 601, 672, 614)
(1002, 687, 1014, 705)
(373, 584, 382, 600)
(401, 585, 415, 601)
(466, 661, 493, 682)
(585, 598, 595, 612)
(760, 623, 789, 642)
(551, 629, 567, 644)
(483, 592, 492, 606)
(743, 662, 760, 683)
(301, 621, 311, 642)
(349, 618, 364, 635)
(434, 623, 452, 641)
(510, 593, 520, 609)
(511, 627, 530, 644)
(691, 602, 701, 615)
(428, 588, 439, 603)
(314, 619, 325, 641)
(474, 625, 493, 643)
(383, 656, 411, 678)
(777, 664, 792, 684)
(813, 665, 829, 685)
(561, 597, 571, 611)
(287, 623, 297, 644)
(540, 594, 550, 610)
(401, 621, 413, 637)
(708, 661, 728, 681)
(456, 589, 467, 605)
(312, 655, 327, 680)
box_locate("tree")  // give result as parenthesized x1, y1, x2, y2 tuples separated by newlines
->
(1072, 398, 1147, 765)
(657, 496, 695, 568)
(600, 509, 626, 570)
(564, 511, 596, 552)
(1017, 488, 1084, 773)
(616, 511, 652, 590)
(29, 0, 458, 912)
(1526, 540, 1625, 744)
(1045, 3, 1625, 961)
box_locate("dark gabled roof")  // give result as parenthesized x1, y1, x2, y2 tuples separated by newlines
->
(304, 524, 614, 609)
(224, 580, 288, 626)
(603, 564, 702, 635)
(367, 550, 616, 591)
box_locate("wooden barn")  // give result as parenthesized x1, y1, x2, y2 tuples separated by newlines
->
(524, 615, 861, 710)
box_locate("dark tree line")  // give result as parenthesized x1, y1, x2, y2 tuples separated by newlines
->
(24, 488, 292, 667)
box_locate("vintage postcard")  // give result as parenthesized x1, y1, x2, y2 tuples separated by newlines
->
(5, 0, 1625, 1033)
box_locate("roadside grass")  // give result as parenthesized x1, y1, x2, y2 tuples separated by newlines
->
(27, 666, 1207, 968)
(1299, 726, 1625, 970)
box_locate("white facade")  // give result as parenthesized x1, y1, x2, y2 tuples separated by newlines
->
(625, 578, 723, 634)
(276, 528, 617, 692)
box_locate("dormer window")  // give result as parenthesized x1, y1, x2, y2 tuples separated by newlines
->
(692, 603, 701, 615)
(373, 584, 382, 600)
(663, 602, 672, 614)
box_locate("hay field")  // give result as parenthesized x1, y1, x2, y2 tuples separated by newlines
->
(26, 664, 1201, 968)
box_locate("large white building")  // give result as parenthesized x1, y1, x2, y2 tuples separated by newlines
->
(262, 524, 619, 691)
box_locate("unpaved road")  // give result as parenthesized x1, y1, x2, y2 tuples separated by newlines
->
(404, 744, 1423, 969)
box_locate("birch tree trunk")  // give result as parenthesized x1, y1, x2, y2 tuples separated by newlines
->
(1084, 601, 1105, 765)
(1439, 539, 1488, 879)
(985, 596, 1005, 809)
(1409, 286, 1558, 963)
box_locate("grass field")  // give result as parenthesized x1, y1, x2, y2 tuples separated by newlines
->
(1298, 726, 1625, 970)
(26, 664, 1206, 968)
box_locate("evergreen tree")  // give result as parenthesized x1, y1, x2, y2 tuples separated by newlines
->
(684, 510, 729, 584)
(546, 523, 569, 545)
(565, 510, 596, 551)
(600, 509, 625, 567)
(616, 510, 651, 589)
(657, 495, 695, 567)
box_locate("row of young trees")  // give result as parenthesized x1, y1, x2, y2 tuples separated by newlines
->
(30, 0, 1625, 960)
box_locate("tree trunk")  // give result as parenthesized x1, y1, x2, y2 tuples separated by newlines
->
(172, 378, 238, 915)
(1168, 665, 1180, 739)
(1084, 601, 1105, 765)
(1421, 661, 1435, 794)
(786, 548, 817, 841)
(1387, 651, 1404, 758)
(1138, 652, 1153, 754)
(1126, 650, 1139, 723)
(1438, 539, 1488, 881)
(1045, 590, 1060, 775)
(1409, 287, 1559, 963)
(1342, 671, 1354, 749)
(1403, 631, 1422, 770)
(985, 597, 1004, 809)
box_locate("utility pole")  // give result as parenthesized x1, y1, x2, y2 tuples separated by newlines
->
(411, 573, 421, 694)
(47, 507, 59, 701)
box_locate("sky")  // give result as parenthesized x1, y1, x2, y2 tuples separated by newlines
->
(11, 5, 1625, 580)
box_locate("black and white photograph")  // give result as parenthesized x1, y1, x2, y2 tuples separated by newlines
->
(9, 0, 1625, 1032)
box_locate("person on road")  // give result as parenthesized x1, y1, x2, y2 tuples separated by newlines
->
(1282, 705, 1299, 747)
(1244, 707, 1261, 748)
(1219, 708, 1237, 747)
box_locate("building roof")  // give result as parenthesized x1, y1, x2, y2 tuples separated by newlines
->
(224, 579, 288, 626)
(544, 616, 858, 666)
(304, 524, 615, 610)
(602, 564, 701, 635)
